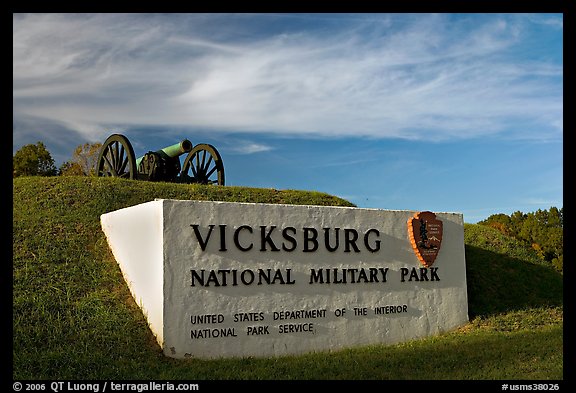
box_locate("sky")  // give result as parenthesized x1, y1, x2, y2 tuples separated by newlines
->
(12, 13, 563, 223)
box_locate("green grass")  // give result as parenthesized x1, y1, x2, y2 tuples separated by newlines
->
(13, 176, 563, 380)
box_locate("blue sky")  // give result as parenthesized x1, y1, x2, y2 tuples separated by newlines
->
(12, 13, 563, 223)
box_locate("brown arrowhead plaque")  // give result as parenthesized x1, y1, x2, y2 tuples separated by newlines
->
(407, 211, 443, 267)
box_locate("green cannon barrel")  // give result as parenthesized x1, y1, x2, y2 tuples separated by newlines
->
(136, 139, 193, 167)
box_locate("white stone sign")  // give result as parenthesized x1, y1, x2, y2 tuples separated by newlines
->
(100, 199, 468, 359)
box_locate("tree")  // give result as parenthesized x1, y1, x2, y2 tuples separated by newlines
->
(58, 161, 84, 176)
(59, 142, 102, 176)
(478, 213, 511, 236)
(479, 207, 563, 272)
(13, 142, 57, 177)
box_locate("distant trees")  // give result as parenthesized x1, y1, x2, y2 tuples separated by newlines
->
(14, 141, 103, 177)
(13, 141, 57, 177)
(59, 142, 102, 176)
(478, 207, 563, 272)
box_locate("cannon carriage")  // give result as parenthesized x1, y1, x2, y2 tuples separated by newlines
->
(96, 134, 224, 185)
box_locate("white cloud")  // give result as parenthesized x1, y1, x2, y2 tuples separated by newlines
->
(13, 13, 563, 144)
(229, 141, 274, 155)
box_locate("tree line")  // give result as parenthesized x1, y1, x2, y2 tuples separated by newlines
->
(478, 207, 563, 272)
(12, 141, 101, 177)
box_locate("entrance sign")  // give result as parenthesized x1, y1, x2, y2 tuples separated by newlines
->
(101, 200, 468, 359)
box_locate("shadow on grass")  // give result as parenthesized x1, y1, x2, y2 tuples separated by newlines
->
(465, 245, 563, 318)
(133, 325, 563, 380)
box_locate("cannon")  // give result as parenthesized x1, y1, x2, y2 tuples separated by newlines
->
(96, 134, 225, 185)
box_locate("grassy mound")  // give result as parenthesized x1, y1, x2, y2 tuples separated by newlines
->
(13, 177, 563, 380)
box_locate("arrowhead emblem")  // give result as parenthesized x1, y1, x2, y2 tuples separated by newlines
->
(407, 211, 443, 267)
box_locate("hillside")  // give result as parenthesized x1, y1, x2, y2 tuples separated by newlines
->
(12, 176, 563, 380)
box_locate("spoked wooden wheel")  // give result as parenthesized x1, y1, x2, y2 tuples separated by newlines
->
(96, 134, 137, 179)
(181, 144, 225, 185)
